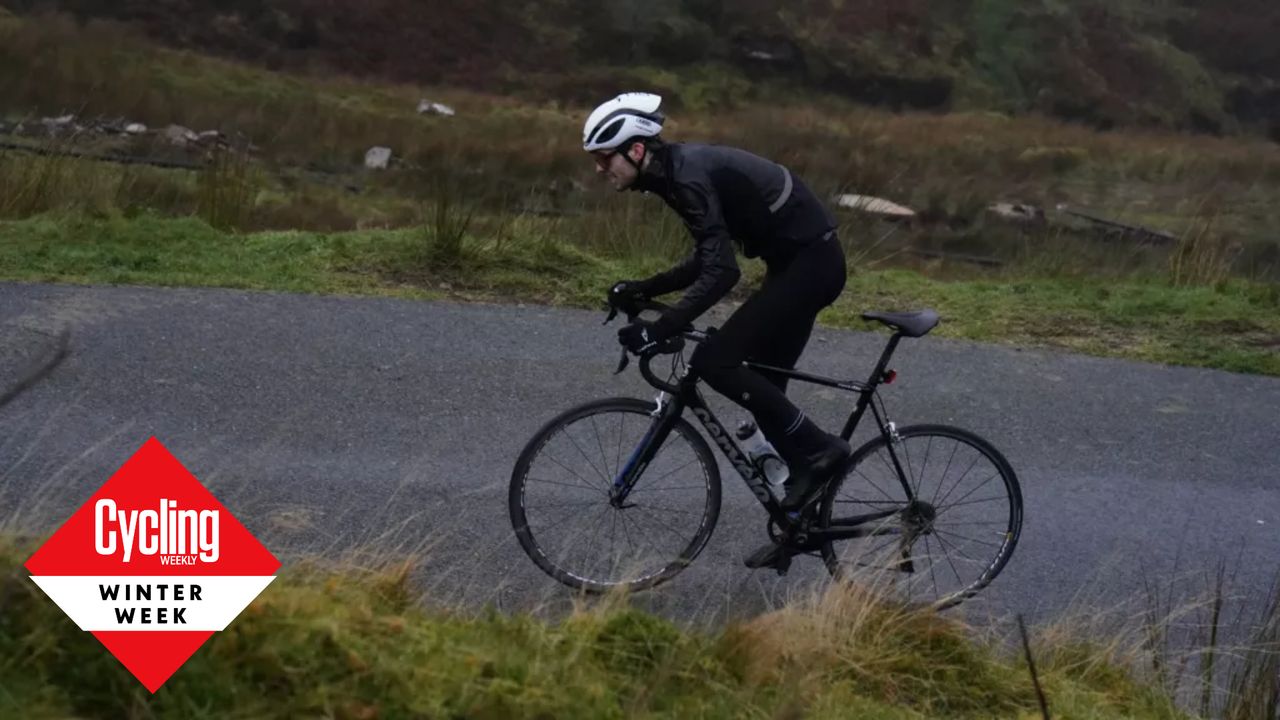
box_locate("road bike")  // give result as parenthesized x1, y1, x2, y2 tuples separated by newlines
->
(508, 299, 1022, 609)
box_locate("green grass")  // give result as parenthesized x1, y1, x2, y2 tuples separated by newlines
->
(0, 538, 1189, 719)
(2, 213, 1277, 376)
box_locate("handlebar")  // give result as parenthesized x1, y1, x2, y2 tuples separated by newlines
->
(603, 293, 704, 395)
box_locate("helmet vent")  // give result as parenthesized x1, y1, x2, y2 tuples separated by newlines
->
(592, 117, 627, 146)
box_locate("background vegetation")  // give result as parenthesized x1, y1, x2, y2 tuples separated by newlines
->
(0, 537, 1239, 719)
(3, 0, 1278, 138)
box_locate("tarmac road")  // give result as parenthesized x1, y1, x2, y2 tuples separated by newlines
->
(2, 282, 1278, 629)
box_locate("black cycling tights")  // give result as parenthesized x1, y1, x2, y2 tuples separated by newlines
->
(689, 235, 847, 459)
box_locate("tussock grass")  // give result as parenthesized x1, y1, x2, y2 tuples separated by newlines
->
(0, 536, 1195, 720)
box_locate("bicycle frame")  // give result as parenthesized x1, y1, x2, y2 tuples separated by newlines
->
(611, 331, 918, 543)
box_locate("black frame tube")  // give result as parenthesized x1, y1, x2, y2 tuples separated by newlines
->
(620, 330, 913, 531)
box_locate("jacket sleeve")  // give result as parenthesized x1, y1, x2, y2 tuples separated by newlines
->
(642, 253, 700, 297)
(654, 178, 741, 334)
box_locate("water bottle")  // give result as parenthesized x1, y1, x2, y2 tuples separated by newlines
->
(735, 422, 790, 499)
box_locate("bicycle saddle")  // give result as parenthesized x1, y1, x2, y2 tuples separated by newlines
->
(861, 309, 939, 338)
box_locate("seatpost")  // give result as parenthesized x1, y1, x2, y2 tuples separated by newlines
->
(867, 333, 902, 386)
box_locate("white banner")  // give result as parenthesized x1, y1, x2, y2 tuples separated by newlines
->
(30, 576, 276, 632)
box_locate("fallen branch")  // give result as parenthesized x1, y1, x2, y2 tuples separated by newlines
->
(1059, 207, 1178, 245)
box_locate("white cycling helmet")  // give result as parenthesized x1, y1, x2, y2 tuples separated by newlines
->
(582, 92, 665, 153)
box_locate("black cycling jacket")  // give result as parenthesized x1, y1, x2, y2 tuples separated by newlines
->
(630, 142, 837, 333)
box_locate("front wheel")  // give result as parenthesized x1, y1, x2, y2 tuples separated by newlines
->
(818, 424, 1022, 610)
(509, 397, 722, 593)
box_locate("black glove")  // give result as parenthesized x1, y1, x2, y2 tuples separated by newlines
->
(608, 279, 652, 308)
(618, 320, 668, 355)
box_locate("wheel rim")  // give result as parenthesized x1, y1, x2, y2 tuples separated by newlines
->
(516, 406, 715, 590)
(822, 428, 1020, 608)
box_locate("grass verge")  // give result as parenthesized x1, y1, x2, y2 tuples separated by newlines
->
(1, 213, 1277, 376)
(0, 537, 1190, 719)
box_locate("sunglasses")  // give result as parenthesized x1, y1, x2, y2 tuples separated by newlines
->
(592, 151, 616, 170)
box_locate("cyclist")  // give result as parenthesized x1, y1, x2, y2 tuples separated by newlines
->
(584, 92, 852, 564)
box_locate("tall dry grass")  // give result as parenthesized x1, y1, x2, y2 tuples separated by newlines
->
(1169, 199, 1242, 288)
(1031, 561, 1280, 720)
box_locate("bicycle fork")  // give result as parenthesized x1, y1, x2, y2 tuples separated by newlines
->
(610, 392, 680, 507)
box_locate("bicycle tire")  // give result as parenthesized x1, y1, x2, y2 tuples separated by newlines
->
(818, 424, 1022, 609)
(509, 397, 722, 593)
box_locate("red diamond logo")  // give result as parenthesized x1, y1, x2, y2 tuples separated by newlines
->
(25, 437, 280, 692)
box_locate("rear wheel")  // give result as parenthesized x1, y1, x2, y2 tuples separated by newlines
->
(509, 397, 721, 593)
(818, 424, 1022, 609)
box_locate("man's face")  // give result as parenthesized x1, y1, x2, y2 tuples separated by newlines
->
(592, 143, 642, 191)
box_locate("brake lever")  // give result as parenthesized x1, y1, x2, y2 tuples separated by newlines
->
(613, 347, 630, 374)
(603, 305, 619, 324)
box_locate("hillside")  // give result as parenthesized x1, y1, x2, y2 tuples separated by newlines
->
(3, 0, 1278, 138)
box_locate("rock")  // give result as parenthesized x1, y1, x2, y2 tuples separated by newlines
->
(125, 123, 147, 135)
(163, 124, 199, 146)
(417, 99, 455, 116)
(987, 202, 1045, 224)
(834, 194, 917, 219)
(40, 115, 76, 135)
(96, 118, 127, 134)
(364, 146, 392, 170)
(194, 130, 229, 148)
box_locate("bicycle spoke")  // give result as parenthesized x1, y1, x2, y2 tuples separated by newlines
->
(561, 426, 611, 487)
(617, 505, 639, 556)
(852, 466, 898, 503)
(934, 519, 1007, 527)
(589, 414, 612, 480)
(630, 502, 704, 516)
(617, 509, 671, 565)
(607, 510, 619, 571)
(928, 533, 990, 567)
(524, 499, 603, 510)
(527, 503, 595, 534)
(847, 531, 904, 568)
(933, 527, 1003, 549)
(629, 504, 694, 545)
(937, 475, 1002, 513)
(923, 534, 940, 599)
(930, 440, 962, 506)
(933, 453, 983, 508)
(640, 456, 699, 488)
(537, 450, 607, 493)
(936, 494, 1008, 511)
(527, 475, 606, 496)
(900, 436, 919, 497)
(585, 506, 610, 554)
(614, 412, 625, 483)
(917, 435, 934, 498)
(875, 447, 901, 491)
(932, 531, 967, 585)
